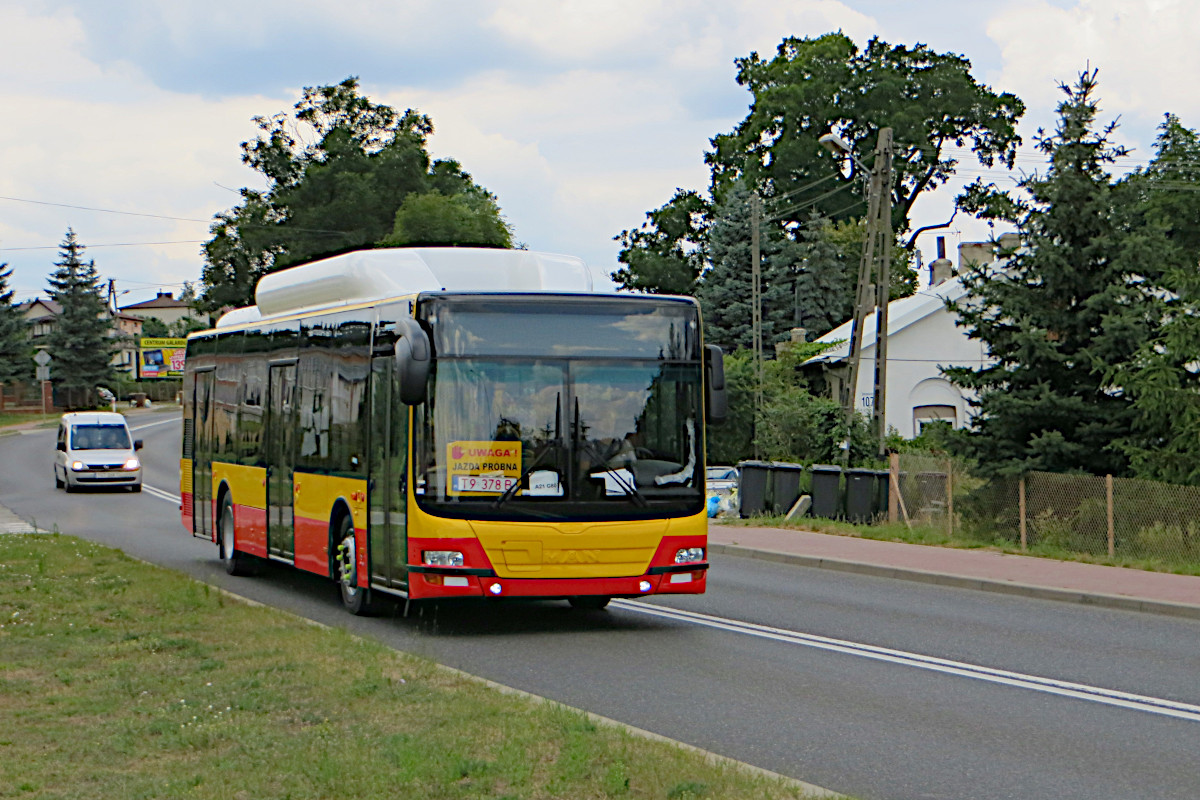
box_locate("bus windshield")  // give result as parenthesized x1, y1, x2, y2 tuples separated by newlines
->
(414, 297, 703, 521)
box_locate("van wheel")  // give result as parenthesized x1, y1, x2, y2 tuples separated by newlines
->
(568, 596, 611, 610)
(219, 495, 253, 576)
(55, 469, 63, 489)
(334, 515, 371, 615)
(130, 484, 142, 493)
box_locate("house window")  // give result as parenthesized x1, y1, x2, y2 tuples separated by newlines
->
(913, 404, 956, 432)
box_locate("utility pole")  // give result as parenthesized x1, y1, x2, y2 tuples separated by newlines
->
(837, 128, 893, 458)
(750, 191, 763, 459)
(869, 128, 894, 459)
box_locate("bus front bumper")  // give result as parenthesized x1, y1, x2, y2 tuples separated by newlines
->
(406, 564, 708, 600)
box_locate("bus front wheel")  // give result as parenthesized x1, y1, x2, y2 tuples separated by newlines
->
(334, 516, 372, 616)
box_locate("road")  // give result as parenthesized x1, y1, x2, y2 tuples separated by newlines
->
(3, 414, 1199, 800)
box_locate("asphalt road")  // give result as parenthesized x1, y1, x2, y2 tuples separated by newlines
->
(3, 414, 1200, 800)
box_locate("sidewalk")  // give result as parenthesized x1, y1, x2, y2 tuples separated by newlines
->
(709, 522, 1200, 620)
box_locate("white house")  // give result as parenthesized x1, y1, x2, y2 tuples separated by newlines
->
(803, 237, 1012, 439)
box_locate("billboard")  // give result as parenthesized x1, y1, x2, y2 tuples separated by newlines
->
(139, 338, 187, 379)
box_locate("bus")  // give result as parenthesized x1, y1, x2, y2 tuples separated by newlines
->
(181, 247, 726, 614)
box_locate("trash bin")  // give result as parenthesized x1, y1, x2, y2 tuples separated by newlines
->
(845, 468, 877, 523)
(809, 464, 843, 519)
(736, 461, 772, 517)
(770, 462, 806, 515)
(131, 392, 148, 408)
(873, 469, 892, 521)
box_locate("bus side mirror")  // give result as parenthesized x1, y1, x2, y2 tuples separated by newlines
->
(395, 317, 431, 405)
(704, 344, 727, 424)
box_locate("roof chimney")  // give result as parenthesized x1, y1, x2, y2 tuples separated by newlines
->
(929, 236, 953, 286)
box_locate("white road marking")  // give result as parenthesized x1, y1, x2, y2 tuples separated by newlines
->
(614, 599, 1200, 724)
(129, 417, 181, 431)
(142, 485, 181, 504)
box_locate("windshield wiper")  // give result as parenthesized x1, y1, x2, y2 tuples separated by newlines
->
(573, 398, 647, 507)
(493, 393, 562, 510)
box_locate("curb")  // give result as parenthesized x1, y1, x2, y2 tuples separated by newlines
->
(710, 543, 1200, 621)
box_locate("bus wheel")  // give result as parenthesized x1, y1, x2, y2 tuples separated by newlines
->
(335, 516, 371, 616)
(568, 596, 611, 610)
(219, 495, 254, 576)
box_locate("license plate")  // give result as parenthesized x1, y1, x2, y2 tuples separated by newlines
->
(452, 475, 517, 494)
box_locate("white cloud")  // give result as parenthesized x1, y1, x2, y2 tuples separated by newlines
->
(988, 0, 1200, 130)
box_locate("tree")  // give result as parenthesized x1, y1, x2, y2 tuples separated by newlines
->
(616, 32, 1024, 297)
(201, 78, 512, 313)
(383, 189, 512, 247)
(45, 230, 115, 406)
(947, 71, 1148, 478)
(1104, 116, 1200, 483)
(0, 263, 30, 384)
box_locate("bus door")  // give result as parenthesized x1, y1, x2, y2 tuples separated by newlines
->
(266, 361, 297, 561)
(192, 367, 216, 539)
(368, 354, 409, 589)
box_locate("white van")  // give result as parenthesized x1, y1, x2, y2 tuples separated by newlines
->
(54, 412, 143, 493)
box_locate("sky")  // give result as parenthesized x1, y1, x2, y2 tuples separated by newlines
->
(2, 0, 1198, 307)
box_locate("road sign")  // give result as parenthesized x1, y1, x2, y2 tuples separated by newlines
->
(33, 350, 51, 366)
(35, 365, 50, 381)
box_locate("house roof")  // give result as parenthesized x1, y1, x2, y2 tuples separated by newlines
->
(805, 275, 972, 365)
(120, 292, 190, 311)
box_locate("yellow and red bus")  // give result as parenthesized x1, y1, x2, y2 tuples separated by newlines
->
(181, 247, 726, 614)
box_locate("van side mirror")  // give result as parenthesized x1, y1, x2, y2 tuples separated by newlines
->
(704, 344, 727, 424)
(57, 441, 66, 452)
(394, 317, 431, 405)
(134, 440, 144, 451)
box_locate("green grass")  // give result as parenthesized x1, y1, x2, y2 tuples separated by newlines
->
(0, 412, 60, 429)
(0, 534, 832, 800)
(721, 515, 1200, 577)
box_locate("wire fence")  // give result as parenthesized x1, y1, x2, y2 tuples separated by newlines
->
(892, 454, 1200, 569)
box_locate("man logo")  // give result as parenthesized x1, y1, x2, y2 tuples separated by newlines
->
(546, 549, 600, 564)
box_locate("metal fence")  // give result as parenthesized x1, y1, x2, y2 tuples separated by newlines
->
(892, 454, 1200, 568)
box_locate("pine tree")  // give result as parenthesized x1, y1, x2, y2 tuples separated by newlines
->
(1106, 116, 1200, 483)
(0, 264, 31, 384)
(948, 71, 1148, 478)
(44, 230, 115, 406)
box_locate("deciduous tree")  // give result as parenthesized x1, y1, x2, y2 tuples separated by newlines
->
(201, 78, 511, 313)
(616, 32, 1023, 299)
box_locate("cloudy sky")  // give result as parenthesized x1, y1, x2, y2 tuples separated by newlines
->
(1, 0, 1195, 306)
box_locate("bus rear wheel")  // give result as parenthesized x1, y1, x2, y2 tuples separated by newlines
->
(334, 516, 372, 616)
(568, 596, 611, 610)
(219, 495, 254, 576)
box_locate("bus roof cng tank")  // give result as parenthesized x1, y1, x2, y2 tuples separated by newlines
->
(252, 247, 594, 319)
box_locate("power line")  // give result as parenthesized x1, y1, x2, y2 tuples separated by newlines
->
(0, 195, 209, 223)
(0, 240, 205, 252)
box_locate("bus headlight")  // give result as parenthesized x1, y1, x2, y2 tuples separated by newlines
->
(674, 547, 704, 564)
(423, 551, 464, 567)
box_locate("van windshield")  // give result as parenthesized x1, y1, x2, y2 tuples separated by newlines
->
(70, 424, 131, 450)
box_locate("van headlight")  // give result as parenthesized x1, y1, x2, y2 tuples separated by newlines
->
(70, 461, 85, 471)
(123, 458, 140, 471)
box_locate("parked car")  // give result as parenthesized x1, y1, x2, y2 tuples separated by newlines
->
(705, 465, 739, 492)
(54, 412, 143, 493)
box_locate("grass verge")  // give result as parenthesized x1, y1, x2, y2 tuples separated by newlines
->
(0, 412, 59, 430)
(0, 534, 830, 800)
